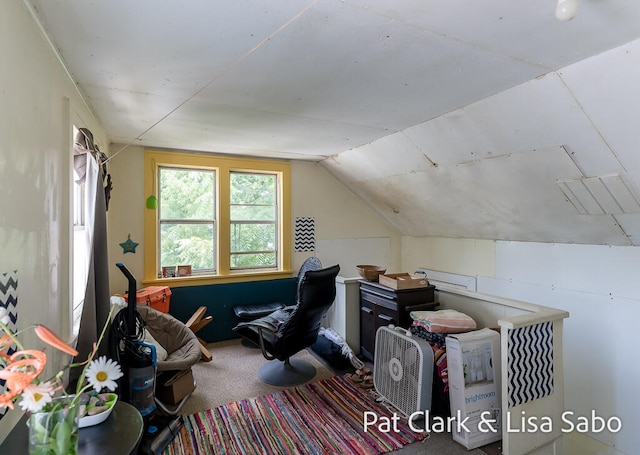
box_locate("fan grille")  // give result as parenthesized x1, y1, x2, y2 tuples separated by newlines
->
(373, 326, 434, 417)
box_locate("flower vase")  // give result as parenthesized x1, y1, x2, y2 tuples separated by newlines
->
(27, 402, 79, 455)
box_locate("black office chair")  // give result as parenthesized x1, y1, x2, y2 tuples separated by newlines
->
(233, 264, 340, 386)
(232, 256, 323, 326)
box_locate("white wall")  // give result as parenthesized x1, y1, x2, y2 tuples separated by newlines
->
(0, 1, 108, 442)
(106, 144, 145, 294)
(401, 236, 496, 279)
(403, 237, 639, 455)
(291, 160, 401, 276)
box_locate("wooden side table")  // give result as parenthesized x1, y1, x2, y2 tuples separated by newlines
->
(0, 401, 144, 454)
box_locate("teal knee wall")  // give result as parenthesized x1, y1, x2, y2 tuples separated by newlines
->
(167, 278, 297, 343)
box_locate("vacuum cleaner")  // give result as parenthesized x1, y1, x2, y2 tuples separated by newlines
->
(112, 263, 157, 418)
(113, 263, 183, 454)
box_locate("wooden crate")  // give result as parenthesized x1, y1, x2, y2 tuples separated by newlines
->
(379, 273, 430, 290)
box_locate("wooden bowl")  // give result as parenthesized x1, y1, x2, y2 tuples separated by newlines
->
(356, 265, 386, 281)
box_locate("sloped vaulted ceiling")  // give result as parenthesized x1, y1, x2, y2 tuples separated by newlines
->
(323, 49, 640, 246)
(26, 0, 640, 245)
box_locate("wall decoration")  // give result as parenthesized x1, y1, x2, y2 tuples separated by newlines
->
(177, 265, 192, 277)
(162, 266, 177, 278)
(294, 217, 315, 252)
(0, 270, 18, 420)
(507, 321, 554, 408)
(119, 234, 139, 254)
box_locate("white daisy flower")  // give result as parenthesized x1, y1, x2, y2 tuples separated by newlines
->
(18, 382, 55, 413)
(85, 356, 123, 392)
(0, 307, 10, 325)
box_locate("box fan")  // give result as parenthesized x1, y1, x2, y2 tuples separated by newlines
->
(373, 325, 434, 417)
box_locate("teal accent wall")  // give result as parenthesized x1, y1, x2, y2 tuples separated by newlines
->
(167, 278, 297, 342)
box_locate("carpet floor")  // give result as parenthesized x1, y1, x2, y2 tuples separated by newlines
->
(163, 339, 500, 455)
(165, 375, 426, 455)
(178, 339, 336, 415)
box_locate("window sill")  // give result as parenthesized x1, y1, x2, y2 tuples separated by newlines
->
(141, 269, 296, 288)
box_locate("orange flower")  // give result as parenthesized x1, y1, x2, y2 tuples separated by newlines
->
(0, 350, 47, 410)
(0, 334, 13, 361)
(0, 391, 19, 409)
(0, 305, 119, 412)
(34, 324, 78, 357)
(0, 333, 13, 351)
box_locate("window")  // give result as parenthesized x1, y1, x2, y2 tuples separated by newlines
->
(144, 150, 291, 284)
(72, 126, 88, 337)
(159, 167, 216, 274)
(230, 172, 278, 270)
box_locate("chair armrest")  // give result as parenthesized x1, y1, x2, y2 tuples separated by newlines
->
(236, 309, 290, 336)
(237, 318, 282, 335)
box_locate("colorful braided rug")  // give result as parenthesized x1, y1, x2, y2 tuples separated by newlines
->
(163, 374, 427, 455)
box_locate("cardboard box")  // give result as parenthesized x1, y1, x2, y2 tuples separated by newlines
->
(125, 286, 172, 313)
(156, 368, 195, 405)
(379, 273, 430, 290)
(446, 328, 502, 450)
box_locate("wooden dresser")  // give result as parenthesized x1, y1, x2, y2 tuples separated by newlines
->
(359, 280, 437, 361)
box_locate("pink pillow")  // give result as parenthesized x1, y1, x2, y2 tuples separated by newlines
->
(410, 309, 476, 333)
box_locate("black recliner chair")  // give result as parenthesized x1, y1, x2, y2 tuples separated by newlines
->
(233, 264, 340, 386)
(232, 256, 323, 326)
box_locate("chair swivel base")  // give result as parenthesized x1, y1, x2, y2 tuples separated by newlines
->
(258, 358, 316, 387)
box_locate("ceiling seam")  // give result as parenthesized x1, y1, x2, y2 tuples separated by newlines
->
(556, 70, 628, 174)
(352, 4, 554, 74)
(22, 0, 103, 137)
(106, 0, 321, 164)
